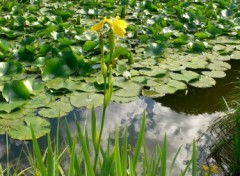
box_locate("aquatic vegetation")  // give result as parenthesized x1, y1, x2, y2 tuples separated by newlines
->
(0, 0, 239, 139)
(208, 105, 240, 175)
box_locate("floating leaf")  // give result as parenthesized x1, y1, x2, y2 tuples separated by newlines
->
(0, 101, 25, 113)
(188, 76, 216, 88)
(145, 42, 166, 57)
(111, 95, 138, 103)
(41, 58, 72, 81)
(2, 80, 30, 102)
(142, 89, 165, 98)
(202, 71, 226, 78)
(170, 70, 200, 83)
(38, 98, 73, 118)
(208, 60, 231, 71)
(24, 93, 51, 109)
(70, 92, 103, 108)
(0, 60, 22, 76)
(7, 116, 50, 140)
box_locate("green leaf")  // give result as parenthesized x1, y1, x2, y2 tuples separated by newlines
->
(170, 70, 200, 83)
(206, 23, 222, 36)
(83, 41, 98, 51)
(41, 57, 72, 81)
(0, 61, 22, 76)
(24, 93, 51, 109)
(30, 125, 47, 175)
(202, 71, 226, 78)
(2, 80, 30, 102)
(194, 32, 208, 39)
(133, 112, 146, 171)
(70, 92, 103, 108)
(0, 101, 25, 113)
(145, 42, 166, 57)
(0, 39, 10, 53)
(188, 76, 216, 88)
(38, 98, 73, 118)
(9, 116, 50, 140)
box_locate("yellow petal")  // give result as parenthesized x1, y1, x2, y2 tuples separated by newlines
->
(91, 20, 104, 31)
(112, 23, 126, 36)
(114, 18, 127, 28)
(211, 165, 219, 174)
(104, 18, 113, 26)
(112, 17, 127, 36)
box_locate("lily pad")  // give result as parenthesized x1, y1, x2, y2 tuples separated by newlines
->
(188, 76, 216, 88)
(202, 71, 226, 78)
(0, 101, 25, 113)
(7, 116, 50, 140)
(142, 89, 165, 98)
(70, 92, 103, 108)
(2, 80, 30, 102)
(38, 97, 73, 118)
(145, 42, 166, 57)
(24, 93, 51, 109)
(170, 70, 200, 83)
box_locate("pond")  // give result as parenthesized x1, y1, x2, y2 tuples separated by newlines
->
(1, 59, 240, 175)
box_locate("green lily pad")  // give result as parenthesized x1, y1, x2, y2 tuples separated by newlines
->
(208, 60, 231, 71)
(188, 76, 216, 88)
(112, 95, 138, 103)
(154, 80, 187, 95)
(145, 42, 166, 57)
(202, 71, 226, 78)
(42, 57, 72, 81)
(170, 70, 200, 83)
(142, 89, 165, 98)
(24, 93, 51, 109)
(0, 101, 25, 113)
(8, 116, 50, 140)
(139, 69, 167, 77)
(0, 61, 22, 77)
(2, 80, 30, 102)
(70, 92, 103, 108)
(38, 97, 73, 118)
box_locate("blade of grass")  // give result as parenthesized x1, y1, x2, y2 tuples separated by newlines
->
(152, 145, 161, 175)
(181, 159, 192, 176)
(91, 106, 99, 152)
(143, 143, 149, 176)
(47, 134, 55, 176)
(168, 145, 182, 176)
(64, 118, 82, 176)
(192, 139, 197, 176)
(115, 127, 122, 176)
(30, 125, 47, 176)
(100, 148, 115, 175)
(160, 134, 167, 176)
(75, 116, 95, 176)
(68, 135, 77, 176)
(133, 111, 146, 171)
(122, 127, 128, 176)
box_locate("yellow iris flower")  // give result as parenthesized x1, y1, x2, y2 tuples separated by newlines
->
(91, 16, 128, 36)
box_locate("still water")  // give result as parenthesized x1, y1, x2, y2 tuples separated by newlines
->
(1, 60, 240, 174)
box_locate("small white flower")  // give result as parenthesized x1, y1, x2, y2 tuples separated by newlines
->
(51, 31, 58, 40)
(123, 71, 131, 80)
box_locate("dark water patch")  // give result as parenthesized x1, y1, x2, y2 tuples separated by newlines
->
(156, 60, 240, 114)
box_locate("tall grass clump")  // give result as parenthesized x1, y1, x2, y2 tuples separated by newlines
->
(209, 105, 240, 175)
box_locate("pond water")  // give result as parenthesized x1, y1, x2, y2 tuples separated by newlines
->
(1, 60, 240, 174)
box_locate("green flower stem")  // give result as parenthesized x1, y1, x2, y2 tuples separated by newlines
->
(109, 30, 115, 63)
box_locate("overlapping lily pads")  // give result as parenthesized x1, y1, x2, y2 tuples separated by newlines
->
(0, 0, 240, 139)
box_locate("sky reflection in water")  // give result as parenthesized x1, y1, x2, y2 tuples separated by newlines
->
(65, 96, 219, 175)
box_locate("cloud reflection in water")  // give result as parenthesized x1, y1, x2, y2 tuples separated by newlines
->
(65, 96, 219, 175)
